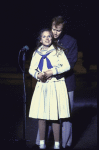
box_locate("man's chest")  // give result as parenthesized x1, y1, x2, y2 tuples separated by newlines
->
(58, 40, 69, 55)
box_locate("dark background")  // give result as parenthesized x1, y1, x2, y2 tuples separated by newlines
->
(0, 1, 97, 149)
(0, 0, 97, 69)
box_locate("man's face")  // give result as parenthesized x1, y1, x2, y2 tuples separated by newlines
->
(51, 23, 63, 39)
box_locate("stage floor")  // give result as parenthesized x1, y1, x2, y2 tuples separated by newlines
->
(0, 69, 97, 149)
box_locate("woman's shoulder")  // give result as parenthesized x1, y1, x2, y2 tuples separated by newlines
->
(32, 50, 37, 56)
(32, 50, 39, 58)
(32, 45, 42, 56)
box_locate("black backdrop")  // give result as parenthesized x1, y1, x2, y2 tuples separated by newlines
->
(0, 1, 97, 149)
(0, 0, 97, 68)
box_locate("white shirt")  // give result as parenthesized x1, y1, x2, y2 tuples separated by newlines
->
(29, 45, 70, 82)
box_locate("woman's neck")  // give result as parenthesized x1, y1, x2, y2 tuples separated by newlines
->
(42, 45, 50, 50)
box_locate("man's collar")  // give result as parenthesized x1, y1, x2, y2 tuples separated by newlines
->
(54, 32, 65, 42)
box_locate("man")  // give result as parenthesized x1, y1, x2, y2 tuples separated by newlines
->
(35, 16, 78, 149)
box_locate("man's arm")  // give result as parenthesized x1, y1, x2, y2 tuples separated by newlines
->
(55, 38, 78, 80)
(65, 39, 78, 69)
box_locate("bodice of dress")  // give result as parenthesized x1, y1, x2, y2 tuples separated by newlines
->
(29, 45, 70, 82)
(37, 48, 54, 73)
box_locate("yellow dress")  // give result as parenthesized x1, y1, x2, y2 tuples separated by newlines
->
(29, 45, 70, 120)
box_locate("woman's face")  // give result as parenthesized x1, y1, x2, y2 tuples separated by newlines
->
(40, 31, 52, 46)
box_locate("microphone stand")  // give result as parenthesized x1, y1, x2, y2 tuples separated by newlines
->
(16, 49, 30, 148)
(22, 51, 26, 142)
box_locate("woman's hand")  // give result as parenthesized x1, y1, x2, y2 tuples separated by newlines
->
(37, 73, 47, 82)
(43, 69, 53, 79)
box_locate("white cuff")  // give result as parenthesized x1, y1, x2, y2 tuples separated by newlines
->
(51, 68, 58, 75)
(35, 72, 40, 81)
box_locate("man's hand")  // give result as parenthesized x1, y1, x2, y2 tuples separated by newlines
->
(43, 69, 53, 79)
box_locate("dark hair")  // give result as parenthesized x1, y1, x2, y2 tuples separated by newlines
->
(35, 28, 66, 55)
(51, 16, 66, 29)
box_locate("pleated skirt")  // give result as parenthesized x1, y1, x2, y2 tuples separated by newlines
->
(29, 80, 70, 120)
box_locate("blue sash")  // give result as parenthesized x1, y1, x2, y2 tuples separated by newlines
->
(38, 52, 53, 72)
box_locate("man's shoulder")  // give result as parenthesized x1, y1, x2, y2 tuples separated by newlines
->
(61, 34, 76, 42)
(59, 34, 77, 49)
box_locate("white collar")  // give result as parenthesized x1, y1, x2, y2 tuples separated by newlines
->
(38, 44, 54, 51)
(37, 45, 55, 55)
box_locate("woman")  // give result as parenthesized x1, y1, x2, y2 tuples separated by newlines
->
(29, 29, 70, 149)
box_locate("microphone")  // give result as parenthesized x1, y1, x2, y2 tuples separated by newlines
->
(21, 45, 29, 51)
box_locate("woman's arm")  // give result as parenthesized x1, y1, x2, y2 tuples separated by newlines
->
(29, 51, 47, 82)
(29, 51, 40, 80)
(44, 51, 71, 78)
(52, 51, 70, 75)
